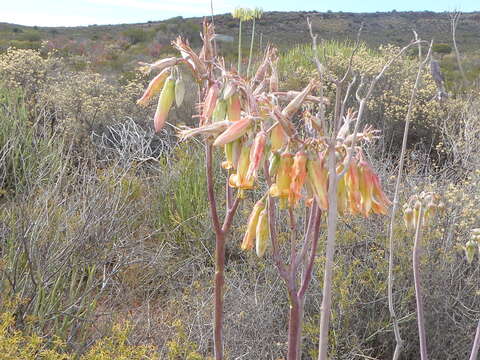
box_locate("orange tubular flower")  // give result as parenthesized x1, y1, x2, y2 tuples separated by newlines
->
(241, 200, 265, 251)
(229, 143, 254, 190)
(137, 68, 171, 106)
(227, 93, 241, 122)
(306, 154, 329, 211)
(345, 160, 362, 215)
(153, 76, 175, 132)
(201, 83, 219, 125)
(289, 151, 307, 207)
(269, 151, 294, 208)
(270, 123, 287, 152)
(358, 160, 390, 217)
(246, 131, 267, 180)
(213, 117, 251, 147)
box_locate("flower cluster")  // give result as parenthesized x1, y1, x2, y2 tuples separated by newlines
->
(402, 191, 444, 231)
(137, 20, 391, 256)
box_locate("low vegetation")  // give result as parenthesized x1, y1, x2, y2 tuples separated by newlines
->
(0, 9, 479, 360)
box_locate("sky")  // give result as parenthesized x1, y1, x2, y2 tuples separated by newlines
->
(0, 0, 478, 27)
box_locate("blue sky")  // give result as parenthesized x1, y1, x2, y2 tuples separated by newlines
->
(1, 0, 478, 27)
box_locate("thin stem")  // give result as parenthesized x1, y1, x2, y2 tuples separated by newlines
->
(451, 12, 468, 86)
(413, 206, 428, 360)
(213, 230, 226, 360)
(247, 18, 256, 78)
(387, 40, 432, 360)
(469, 319, 480, 360)
(317, 144, 338, 360)
(237, 20, 243, 75)
(206, 144, 221, 234)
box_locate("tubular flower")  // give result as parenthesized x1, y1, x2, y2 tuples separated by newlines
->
(137, 68, 171, 106)
(201, 83, 219, 125)
(153, 76, 175, 132)
(241, 200, 265, 251)
(229, 143, 254, 190)
(269, 151, 294, 208)
(227, 93, 241, 122)
(268, 151, 281, 177)
(212, 99, 227, 122)
(246, 131, 267, 180)
(213, 117, 251, 147)
(140, 57, 178, 74)
(289, 151, 307, 207)
(336, 166, 348, 215)
(175, 78, 186, 107)
(403, 205, 415, 230)
(281, 79, 316, 120)
(223, 81, 236, 100)
(358, 160, 390, 217)
(222, 139, 242, 170)
(465, 240, 477, 264)
(345, 160, 361, 215)
(270, 123, 287, 152)
(178, 121, 231, 141)
(306, 154, 328, 211)
(256, 209, 270, 257)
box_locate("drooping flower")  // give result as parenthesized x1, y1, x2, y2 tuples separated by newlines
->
(281, 79, 316, 120)
(241, 199, 265, 251)
(270, 123, 287, 152)
(345, 159, 362, 215)
(201, 83, 219, 125)
(213, 117, 251, 147)
(357, 159, 390, 217)
(306, 153, 328, 211)
(465, 239, 478, 264)
(178, 120, 232, 141)
(229, 142, 254, 190)
(246, 131, 267, 180)
(268, 151, 281, 177)
(289, 151, 307, 207)
(227, 93, 241, 122)
(269, 151, 294, 208)
(222, 139, 242, 170)
(153, 76, 175, 132)
(256, 209, 269, 257)
(175, 78, 186, 107)
(137, 68, 171, 106)
(212, 99, 227, 122)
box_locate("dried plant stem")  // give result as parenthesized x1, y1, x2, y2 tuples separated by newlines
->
(469, 320, 480, 360)
(413, 206, 428, 360)
(317, 143, 338, 360)
(387, 39, 432, 360)
(451, 12, 468, 86)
